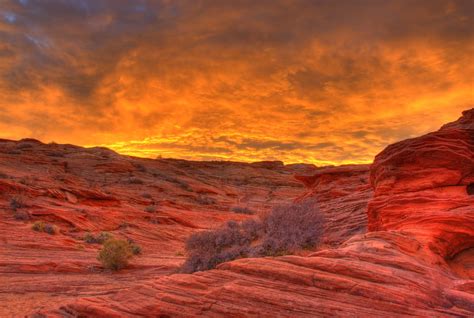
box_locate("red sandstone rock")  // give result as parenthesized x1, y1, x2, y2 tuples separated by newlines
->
(0, 140, 310, 316)
(368, 108, 474, 259)
(2, 109, 474, 317)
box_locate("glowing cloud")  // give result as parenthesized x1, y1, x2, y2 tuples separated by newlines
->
(0, 0, 472, 165)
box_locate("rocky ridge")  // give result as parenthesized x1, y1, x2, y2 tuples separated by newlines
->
(0, 109, 472, 317)
(40, 109, 474, 317)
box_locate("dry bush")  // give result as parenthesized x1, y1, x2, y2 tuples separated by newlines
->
(144, 205, 157, 213)
(467, 183, 474, 195)
(128, 177, 144, 184)
(133, 163, 147, 172)
(10, 195, 26, 211)
(142, 193, 152, 199)
(181, 220, 254, 273)
(127, 238, 142, 255)
(97, 239, 133, 270)
(14, 210, 30, 221)
(32, 221, 58, 235)
(43, 223, 58, 235)
(231, 206, 255, 215)
(16, 142, 34, 149)
(181, 199, 323, 273)
(257, 199, 323, 256)
(84, 231, 112, 244)
(196, 195, 216, 205)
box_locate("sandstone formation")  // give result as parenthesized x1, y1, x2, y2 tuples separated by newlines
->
(1, 109, 473, 317)
(0, 141, 314, 317)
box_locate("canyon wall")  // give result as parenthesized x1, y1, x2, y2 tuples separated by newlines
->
(36, 109, 474, 317)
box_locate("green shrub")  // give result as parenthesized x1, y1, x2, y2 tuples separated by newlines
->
(97, 239, 133, 270)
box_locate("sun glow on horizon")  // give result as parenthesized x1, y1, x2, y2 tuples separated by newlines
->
(0, 0, 472, 164)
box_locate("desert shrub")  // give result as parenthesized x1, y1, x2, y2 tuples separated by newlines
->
(130, 244, 142, 255)
(46, 151, 65, 157)
(17, 143, 33, 149)
(181, 199, 323, 273)
(10, 195, 26, 211)
(133, 163, 147, 172)
(19, 177, 35, 186)
(258, 199, 323, 256)
(32, 221, 58, 235)
(178, 181, 192, 192)
(126, 238, 142, 255)
(231, 206, 255, 215)
(97, 239, 133, 270)
(241, 219, 264, 241)
(467, 183, 474, 195)
(84, 233, 95, 243)
(32, 221, 44, 232)
(144, 205, 157, 213)
(180, 220, 253, 273)
(43, 223, 58, 235)
(98, 232, 112, 242)
(128, 177, 144, 184)
(196, 195, 216, 205)
(84, 231, 112, 244)
(14, 210, 30, 221)
(118, 222, 129, 229)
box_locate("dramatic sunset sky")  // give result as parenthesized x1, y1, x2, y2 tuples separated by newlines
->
(0, 0, 472, 165)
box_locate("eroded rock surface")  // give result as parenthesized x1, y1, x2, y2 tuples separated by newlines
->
(3, 109, 474, 317)
(0, 141, 315, 317)
(38, 109, 474, 317)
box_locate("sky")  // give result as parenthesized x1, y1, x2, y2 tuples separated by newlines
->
(0, 0, 472, 165)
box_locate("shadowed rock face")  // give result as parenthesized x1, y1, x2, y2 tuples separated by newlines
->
(3, 109, 474, 317)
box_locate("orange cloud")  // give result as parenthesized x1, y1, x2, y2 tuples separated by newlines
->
(0, 0, 472, 165)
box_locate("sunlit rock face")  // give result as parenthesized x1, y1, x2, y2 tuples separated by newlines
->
(368, 108, 474, 259)
(0, 138, 313, 317)
(295, 164, 372, 246)
(36, 110, 474, 317)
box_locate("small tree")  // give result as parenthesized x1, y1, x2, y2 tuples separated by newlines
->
(98, 239, 133, 270)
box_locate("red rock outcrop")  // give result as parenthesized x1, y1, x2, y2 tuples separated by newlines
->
(295, 165, 372, 246)
(0, 141, 315, 317)
(39, 109, 474, 317)
(2, 109, 474, 317)
(368, 109, 474, 259)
